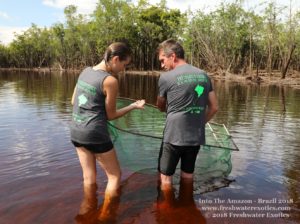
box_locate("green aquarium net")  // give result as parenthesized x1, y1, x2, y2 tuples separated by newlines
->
(108, 98, 239, 194)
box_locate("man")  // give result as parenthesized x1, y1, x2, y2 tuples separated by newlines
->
(156, 39, 218, 188)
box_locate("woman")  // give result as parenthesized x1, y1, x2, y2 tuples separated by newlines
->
(70, 42, 145, 197)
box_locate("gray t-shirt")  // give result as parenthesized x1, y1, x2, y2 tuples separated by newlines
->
(70, 67, 111, 144)
(158, 64, 213, 146)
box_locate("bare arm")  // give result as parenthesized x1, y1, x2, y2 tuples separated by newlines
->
(71, 86, 77, 105)
(156, 96, 167, 112)
(205, 91, 218, 123)
(104, 76, 145, 120)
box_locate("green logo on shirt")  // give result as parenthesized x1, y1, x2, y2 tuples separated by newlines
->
(78, 94, 88, 106)
(195, 85, 204, 97)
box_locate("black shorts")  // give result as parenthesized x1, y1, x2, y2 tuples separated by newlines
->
(71, 140, 113, 154)
(158, 142, 200, 176)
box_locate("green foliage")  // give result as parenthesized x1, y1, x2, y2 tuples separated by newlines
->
(6, 24, 55, 68)
(91, 0, 138, 56)
(136, 4, 184, 69)
(0, 44, 9, 67)
(0, 0, 299, 74)
(184, 1, 299, 75)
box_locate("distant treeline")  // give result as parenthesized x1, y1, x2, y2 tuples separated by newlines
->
(0, 0, 299, 79)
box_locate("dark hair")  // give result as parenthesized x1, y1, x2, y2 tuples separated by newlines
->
(103, 42, 132, 63)
(157, 39, 185, 59)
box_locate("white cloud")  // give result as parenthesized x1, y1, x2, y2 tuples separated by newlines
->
(42, 0, 98, 15)
(0, 26, 27, 45)
(0, 11, 10, 20)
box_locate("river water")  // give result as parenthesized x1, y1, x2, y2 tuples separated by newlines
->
(0, 70, 299, 224)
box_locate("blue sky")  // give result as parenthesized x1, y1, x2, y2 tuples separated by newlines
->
(0, 0, 60, 27)
(0, 0, 299, 45)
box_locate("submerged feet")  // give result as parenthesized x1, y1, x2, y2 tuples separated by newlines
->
(75, 183, 98, 223)
(156, 178, 207, 224)
(98, 192, 121, 223)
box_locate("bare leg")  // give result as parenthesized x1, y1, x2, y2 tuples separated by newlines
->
(158, 173, 175, 212)
(178, 177, 207, 223)
(178, 177, 194, 206)
(160, 173, 173, 190)
(156, 176, 176, 224)
(158, 182, 175, 206)
(76, 147, 97, 185)
(180, 170, 193, 179)
(95, 148, 121, 196)
(179, 171, 194, 206)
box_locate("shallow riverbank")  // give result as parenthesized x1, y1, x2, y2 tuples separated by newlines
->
(208, 70, 300, 89)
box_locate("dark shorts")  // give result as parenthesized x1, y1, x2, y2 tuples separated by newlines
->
(158, 142, 200, 176)
(71, 140, 113, 154)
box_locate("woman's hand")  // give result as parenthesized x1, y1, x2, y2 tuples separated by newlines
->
(130, 100, 145, 109)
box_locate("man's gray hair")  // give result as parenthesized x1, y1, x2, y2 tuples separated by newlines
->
(157, 39, 185, 59)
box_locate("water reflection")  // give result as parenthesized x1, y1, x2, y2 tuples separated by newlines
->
(0, 70, 76, 115)
(118, 72, 159, 105)
(279, 86, 286, 114)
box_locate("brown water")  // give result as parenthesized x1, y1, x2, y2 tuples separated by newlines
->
(0, 70, 299, 224)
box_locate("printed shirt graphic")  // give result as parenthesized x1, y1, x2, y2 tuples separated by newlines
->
(158, 64, 213, 146)
(78, 94, 88, 107)
(195, 85, 204, 97)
